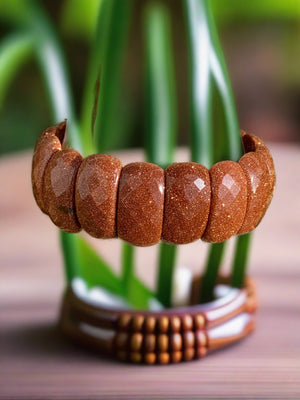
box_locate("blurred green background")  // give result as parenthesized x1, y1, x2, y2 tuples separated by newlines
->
(1, 0, 300, 156)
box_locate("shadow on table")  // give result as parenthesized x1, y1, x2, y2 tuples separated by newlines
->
(2, 322, 118, 365)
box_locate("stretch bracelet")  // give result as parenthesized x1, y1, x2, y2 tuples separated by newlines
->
(32, 121, 275, 246)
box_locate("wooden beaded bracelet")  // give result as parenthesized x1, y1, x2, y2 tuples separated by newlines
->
(60, 275, 257, 364)
(32, 121, 275, 246)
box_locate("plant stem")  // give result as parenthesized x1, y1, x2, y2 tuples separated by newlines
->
(200, 242, 225, 302)
(144, 3, 177, 308)
(121, 242, 135, 299)
(93, 0, 132, 153)
(185, 0, 213, 168)
(232, 233, 251, 288)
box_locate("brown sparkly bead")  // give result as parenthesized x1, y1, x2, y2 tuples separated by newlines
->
(31, 121, 65, 213)
(238, 152, 270, 234)
(157, 352, 170, 365)
(157, 334, 169, 352)
(195, 330, 207, 348)
(183, 331, 195, 349)
(130, 352, 142, 363)
(144, 353, 156, 365)
(170, 333, 183, 351)
(162, 162, 211, 244)
(171, 351, 182, 363)
(43, 149, 83, 233)
(131, 315, 145, 332)
(115, 332, 129, 350)
(241, 131, 276, 222)
(182, 315, 193, 331)
(75, 154, 122, 238)
(117, 313, 131, 331)
(130, 333, 143, 352)
(144, 334, 156, 353)
(196, 347, 207, 359)
(170, 316, 181, 332)
(157, 316, 169, 333)
(144, 316, 156, 333)
(202, 161, 248, 243)
(194, 314, 205, 330)
(117, 162, 165, 246)
(183, 348, 195, 361)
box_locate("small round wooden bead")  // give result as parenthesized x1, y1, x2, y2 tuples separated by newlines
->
(43, 149, 83, 233)
(130, 352, 142, 363)
(157, 334, 169, 352)
(158, 316, 169, 333)
(130, 333, 143, 352)
(183, 331, 195, 349)
(183, 348, 195, 361)
(117, 314, 131, 331)
(144, 316, 156, 333)
(75, 154, 122, 238)
(131, 315, 144, 332)
(171, 351, 182, 363)
(157, 352, 170, 365)
(144, 353, 156, 365)
(170, 333, 182, 351)
(115, 333, 129, 350)
(182, 315, 193, 331)
(32, 122, 65, 213)
(162, 162, 211, 244)
(144, 334, 156, 353)
(202, 161, 248, 243)
(195, 330, 207, 348)
(196, 347, 207, 359)
(117, 162, 165, 246)
(170, 316, 181, 332)
(194, 314, 205, 330)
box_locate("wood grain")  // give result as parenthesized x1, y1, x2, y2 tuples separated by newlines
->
(1, 144, 300, 399)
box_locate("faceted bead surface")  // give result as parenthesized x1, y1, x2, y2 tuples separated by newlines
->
(75, 154, 122, 238)
(162, 162, 211, 244)
(238, 152, 270, 234)
(43, 149, 82, 233)
(31, 121, 65, 213)
(241, 131, 276, 216)
(117, 162, 165, 246)
(202, 161, 247, 243)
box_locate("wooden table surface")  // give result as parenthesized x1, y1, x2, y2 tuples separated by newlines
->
(1, 144, 300, 399)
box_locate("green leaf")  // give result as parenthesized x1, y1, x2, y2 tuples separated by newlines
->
(0, 33, 33, 107)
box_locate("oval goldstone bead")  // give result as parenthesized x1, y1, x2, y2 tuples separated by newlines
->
(202, 161, 247, 243)
(238, 152, 270, 234)
(43, 149, 83, 233)
(241, 131, 275, 217)
(75, 154, 122, 238)
(162, 162, 211, 244)
(31, 121, 66, 213)
(117, 162, 165, 246)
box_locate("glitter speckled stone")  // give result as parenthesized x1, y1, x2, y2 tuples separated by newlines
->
(162, 162, 211, 244)
(43, 149, 82, 233)
(202, 161, 247, 243)
(75, 154, 122, 238)
(117, 162, 165, 246)
(238, 152, 270, 234)
(241, 131, 276, 217)
(31, 121, 65, 213)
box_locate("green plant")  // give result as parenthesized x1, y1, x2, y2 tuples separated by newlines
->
(0, 0, 252, 308)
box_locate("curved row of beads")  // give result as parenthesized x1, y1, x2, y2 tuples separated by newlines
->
(32, 121, 275, 246)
